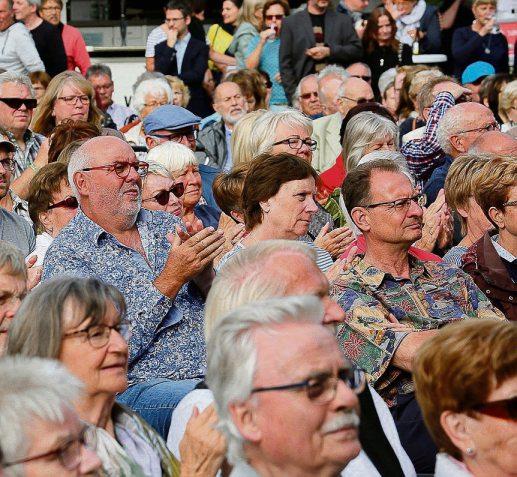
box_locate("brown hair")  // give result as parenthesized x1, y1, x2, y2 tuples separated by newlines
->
(363, 7, 398, 55)
(472, 155, 517, 228)
(27, 162, 69, 232)
(29, 71, 51, 89)
(261, 0, 290, 25)
(226, 69, 267, 111)
(41, 0, 64, 8)
(415, 75, 454, 116)
(242, 153, 318, 230)
(212, 163, 250, 216)
(413, 319, 517, 459)
(47, 119, 101, 163)
(396, 65, 430, 120)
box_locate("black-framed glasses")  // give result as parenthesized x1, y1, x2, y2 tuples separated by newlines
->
(340, 96, 374, 104)
(3, 425, 96, 470)
(350, 75, 372, 82)
(471, 397, 517, 421)
(364, 193, 426, 211)
(0, 156, 15, 172)
(48, 196, 78, 210)
(300, 91, 318, 100)
(80, 161, 149, 179)
(272, 136, 317, 151)
(57, 95, 90, 105)
(251, 367, 366, 405)
(0, 97, 37, 110)
(502, 200, 517, 207)
(142, 182, 185, 206)
(456, 122, 500, 135)
(152, 129, 198, 143)
(265, 14, 284, 20)
(64, 320, 131, 348)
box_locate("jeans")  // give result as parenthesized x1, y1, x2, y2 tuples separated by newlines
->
(117, 378, 200, 440)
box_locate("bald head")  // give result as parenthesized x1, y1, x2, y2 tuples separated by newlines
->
(336, 77, 374, 117)
(469, 131, 517, 155)
(214, 81, 242, 103)
(213, 81, 247, 127)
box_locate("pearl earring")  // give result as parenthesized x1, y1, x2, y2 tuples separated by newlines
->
(466, 447, 475, 456)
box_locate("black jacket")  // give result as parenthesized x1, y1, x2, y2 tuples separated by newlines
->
(30, 20, 67, 77)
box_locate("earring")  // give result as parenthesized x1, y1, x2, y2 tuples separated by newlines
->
(466, 447, 475, 456)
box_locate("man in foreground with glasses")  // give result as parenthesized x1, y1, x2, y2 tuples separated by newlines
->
(0, 356, 102, 475)
(331, 158, 504, 473)
(207, 296, 364, 477)
(42, 135, 226, 438)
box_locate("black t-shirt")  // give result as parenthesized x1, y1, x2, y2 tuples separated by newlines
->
(31, 20, 67, 77)
(309, 12, 325, 44)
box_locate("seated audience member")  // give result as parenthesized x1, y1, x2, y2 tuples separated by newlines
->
(0, 356, 101, 474)
(218, 153, 334, 272)
(212, 163, 248, 225)
(0, 241, 27, 353)
(331, 158, 504, 472)
(207, 296, 364, 476)
(146, 142, 220, 229)
(86, 64, 136, 130)
(0, 138, 35, 255)
(0, 72, 45, 201)
(388, 0, 441, 53)
(451, 0, 509, 79)
(312, 76, 374, 173)
(499, 80, 517, 132)
(346, 63, 372, 84)
(26, 162, 78, 266)
(198, 81, 248, 171)
(29, 70, 51, 104)
(468, 129, 517, 155)
(461, 61, 495, 103)
(226, 68, 268, 112)
(7, 277, 181, 475)
(229, 109, 267, 165)
(380, 81, 399, 116)
(316, 65, 349, 117)
(166, 75, 191, 108)
(462, 156, 517, 321)
(142, 162, 184, 218)
(42, 136, 225, 438)
(39, 0, 91, 75)
(443, 154, 493, 266)
(292, 74, 324, 119)
(154, 1, 212, 118)
(413, 319, 517, 477)
(479, 72, 514, 123)
(168, 240, 416, 477)
(395, 64, 428, 123)
(143, 104, 220, 210)
(32, 71, 103, 138)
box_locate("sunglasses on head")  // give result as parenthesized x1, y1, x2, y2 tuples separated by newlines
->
(0, 98, 38, 110)
(48, 196, 78, 210)
(145, 183, 185, 206)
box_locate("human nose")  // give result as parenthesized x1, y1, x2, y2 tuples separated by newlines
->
(332, 375, 361, 411)
(306, 195, 319, 214)
(79, 445, 102, 475)
(321, 297, 345, 325)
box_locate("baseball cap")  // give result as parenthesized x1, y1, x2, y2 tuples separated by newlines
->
(143, 105, 201, 135)
(461, 61, 495, 85)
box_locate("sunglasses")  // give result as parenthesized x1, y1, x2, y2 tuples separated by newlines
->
(48, 196, 79, 210)
(0, 97, 38, 110)
(265, 14, 284, 20)
(300, 91, 318, 100)
(350, 75, 372, 82)
(472, 397, 517, 421)
(143, 183, 185, 206)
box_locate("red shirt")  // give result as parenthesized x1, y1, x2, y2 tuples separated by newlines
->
(62, 24, 91, 75)
(319, 153, 346, 195)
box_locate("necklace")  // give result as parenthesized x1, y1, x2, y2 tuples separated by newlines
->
(484, 35, 492, 54)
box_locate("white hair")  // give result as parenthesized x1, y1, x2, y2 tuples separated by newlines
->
(292, 74, 318, 110)
(206, 295, 324, 466)
(249, 108, 313, 159)
(0, 356, 82, 475)
(0, 71, 35, 98)
(343, 112, 399, 171)
(145, 141, 196, 175)
(132, 78, 172, 116)
(27, 0, 41, 6)
(205, 240, 317, 339)
(436, 105, 465, 156)
(317, 64, 349, 82)
(67, 144, 94, 199)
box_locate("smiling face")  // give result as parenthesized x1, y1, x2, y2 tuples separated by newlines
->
(221, 0, 239, 25)
(142, 173, 183, 217)
(12, 0, 33, 22)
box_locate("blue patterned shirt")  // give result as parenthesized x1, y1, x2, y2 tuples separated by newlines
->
(42, 209, 206, 385)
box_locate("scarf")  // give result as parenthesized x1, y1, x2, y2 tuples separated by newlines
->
(396, 0, 427, 46)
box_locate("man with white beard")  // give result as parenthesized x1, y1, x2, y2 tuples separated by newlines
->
(198, 81, 248, 171)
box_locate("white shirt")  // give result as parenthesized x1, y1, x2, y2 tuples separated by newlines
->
(27, 232, 53, 267)
(174, 32, 191, 75)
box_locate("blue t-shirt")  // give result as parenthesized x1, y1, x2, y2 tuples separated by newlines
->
(246, 36, 288, 105)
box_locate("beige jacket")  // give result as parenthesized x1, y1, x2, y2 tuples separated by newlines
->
(311, 111, 342, 173)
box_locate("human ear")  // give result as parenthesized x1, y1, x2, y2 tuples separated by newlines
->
(350, 206, 370, 233)
(229, 401, 262, 444)
(440, 410, 475, 456)
(488, 206, 504, 230)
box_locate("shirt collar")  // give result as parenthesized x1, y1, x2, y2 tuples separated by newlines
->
(177, 32, 191, 46)
(491, 234, 517, 262)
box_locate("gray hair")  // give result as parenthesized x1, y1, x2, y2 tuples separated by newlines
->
(358, 151, 413, 186)
(85, 63, 112, 80)
(249, 108, 313, 159)
(67, 142, 94, 198)
(292, 74, 318, 110)
(0, 241, 26, 279)
(27, 0, 41, 6)
(343, 112, 399, 171)
(132, 78, 172, 116)
(132, 71, 167, 94)
(436, 105, 465, 156)
(0, 71, 35, 98)
(206, 295, 324, 465)
(0, 356, 82, 475)
(145, 141, 196, 175)
(317, 64, 349, 82)
(231, 110, 267, 166)
(146, 162, 171, 176)
(205, 240, 317, 339)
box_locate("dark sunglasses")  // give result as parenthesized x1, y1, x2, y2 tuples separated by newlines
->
(300, 91, 318, 100)
(48, 196, 79, 210)
(0, 97, 38, 110)
(265, 14, 284, 20)
(472, 396, 517, 421)
(350, 75, 372, 82)
(144, 183, 185, 206)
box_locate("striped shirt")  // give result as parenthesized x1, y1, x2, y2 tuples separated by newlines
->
(145, 26, 167, 57)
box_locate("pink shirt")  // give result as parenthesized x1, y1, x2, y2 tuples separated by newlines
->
(61, 23, 91, 75)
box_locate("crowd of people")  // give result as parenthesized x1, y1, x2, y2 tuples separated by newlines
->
(0, 0, 516, 476)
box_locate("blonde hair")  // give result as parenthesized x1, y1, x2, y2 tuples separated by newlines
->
(472, 0, 497, 8)
(165, 75, 191, 108)
(499, 80, 517, 125)
(32, 71, 103, 137)
(231, 109, 267, 165)
(145, 141, 197, 175)
(238, 0, 265, 29)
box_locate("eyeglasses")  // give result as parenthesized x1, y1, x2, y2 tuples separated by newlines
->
(300, 91, 318, 100)
(340, 96, 374, 104)
(365, 193, 426, 211)
(80, 161, 149, 179)
(251, 367, 366, 405)
(152, 129, 197, 143)
(165, 16, 185, 23)
(456, 122, 500, 135)
(64, 320, 131, 348)
(143, 100, 169, 108)
(0, 156, 15, 172)
(3, 425, 96, 470)
(0, 97, 37, 110)
(41, 5, 61, 11)
(48, 196, 78, 210)
(472, 397, 517, 421)
(272, 136, 317, 151)
(503, 200, 517, 207)
(57, 94, 90, 106)
(265, 14, 284, 20)
(350, 75, 372, 82)
(142, 182, 185, 206)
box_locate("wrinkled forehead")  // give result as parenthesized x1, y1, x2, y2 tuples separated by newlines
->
(87, 139, 136, 167)
(369, 170, 413, 200)
(301, 76, 318, 93)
